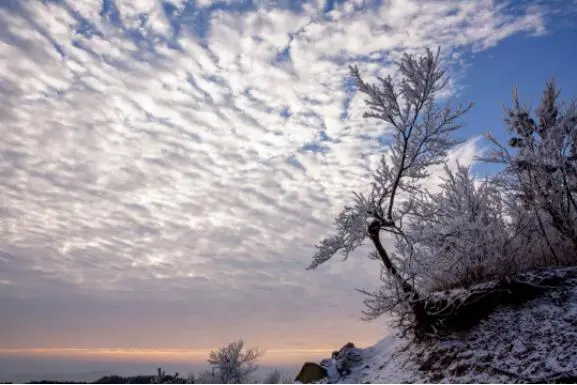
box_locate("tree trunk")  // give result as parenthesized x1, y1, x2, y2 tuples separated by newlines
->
(367, 220, 417, 295)
(367, 220, 428, 334)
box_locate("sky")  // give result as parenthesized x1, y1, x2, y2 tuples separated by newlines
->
(1, 0, 577, 380)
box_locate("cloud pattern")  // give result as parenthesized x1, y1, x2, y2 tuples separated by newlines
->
(0, 0, 549, 352)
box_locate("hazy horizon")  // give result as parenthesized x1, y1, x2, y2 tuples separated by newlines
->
(0, 355, 302, 383)
(0, 345, 341, 382)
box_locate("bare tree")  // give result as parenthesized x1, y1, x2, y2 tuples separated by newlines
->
(306, 48, 472, 331)
(207, 339, 263, 384)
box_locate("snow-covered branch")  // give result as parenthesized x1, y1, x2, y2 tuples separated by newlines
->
(307, 48, 473, 331)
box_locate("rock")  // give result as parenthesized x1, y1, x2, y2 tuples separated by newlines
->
(335, 342, 363, 375)
(294, 362, 328, 384)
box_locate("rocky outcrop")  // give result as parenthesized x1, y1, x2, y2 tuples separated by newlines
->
(297, 342, 366, 383)
(294, 362, 327, 384)
(337, 343, 362, 373)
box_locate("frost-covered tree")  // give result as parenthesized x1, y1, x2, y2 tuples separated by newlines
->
(207, 339, 263, 384)
(482, 80, 577, 261)
(358, 163, 515, 325)
(400, 163, 513, 290)
(307, 48, 472, 328)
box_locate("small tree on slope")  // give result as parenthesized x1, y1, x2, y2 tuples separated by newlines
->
(207, 339, 263, 384)
(306, 48, 472, 333)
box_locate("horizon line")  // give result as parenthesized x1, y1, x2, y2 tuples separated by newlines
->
(0, 347, 334, 362)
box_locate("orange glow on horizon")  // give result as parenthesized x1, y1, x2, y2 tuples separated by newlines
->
(0, 347, 333, 364)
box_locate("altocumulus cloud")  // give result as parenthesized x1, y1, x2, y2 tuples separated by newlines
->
(0, 0, 548, 353)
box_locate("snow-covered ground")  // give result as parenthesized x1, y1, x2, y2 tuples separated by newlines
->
(317, 267, 577, 384)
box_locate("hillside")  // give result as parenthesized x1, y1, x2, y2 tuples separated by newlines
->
(319, 267, 577, 384)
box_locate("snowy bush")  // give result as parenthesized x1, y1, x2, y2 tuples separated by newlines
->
(400, 163, 514, 290)
(207, 339, 263, 384)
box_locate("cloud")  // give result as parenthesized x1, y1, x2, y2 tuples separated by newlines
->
(0, 0, 551, 353)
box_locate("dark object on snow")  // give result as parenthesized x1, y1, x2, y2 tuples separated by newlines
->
(294, 362, 327, 384)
